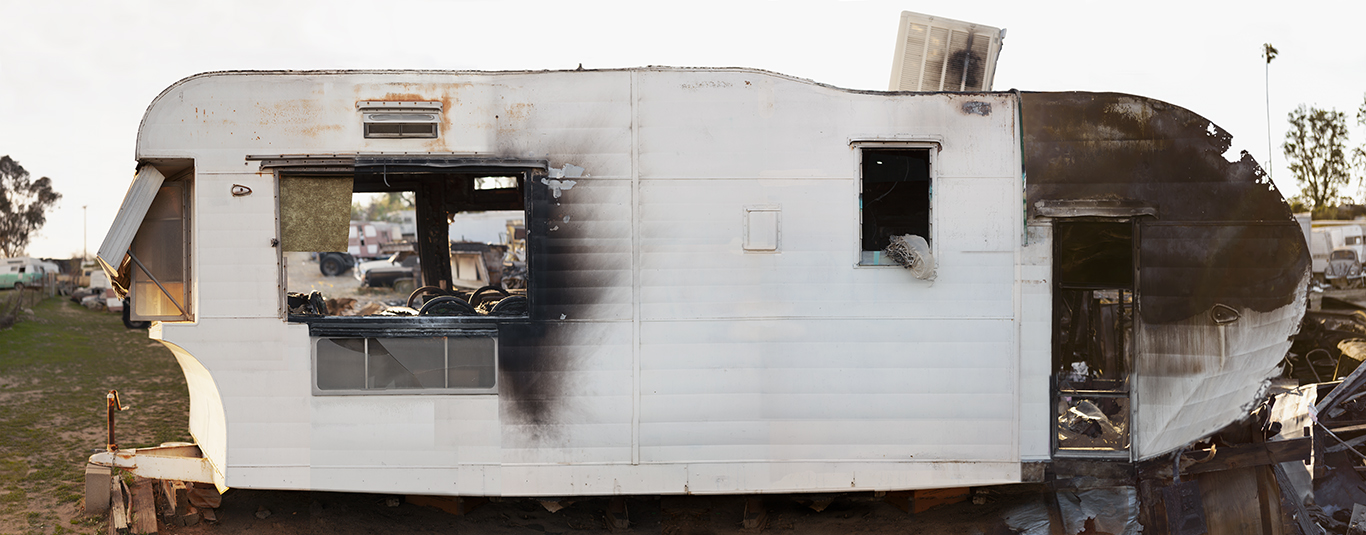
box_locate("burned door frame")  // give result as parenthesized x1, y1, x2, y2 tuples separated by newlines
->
(1050, 217, 1140, 459)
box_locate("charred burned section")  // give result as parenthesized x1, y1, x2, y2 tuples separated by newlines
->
(495, 168, 610, 433)
(496, 321, 560, 429)
(1022, 92, 1309, 324)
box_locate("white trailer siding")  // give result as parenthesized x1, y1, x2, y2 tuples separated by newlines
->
(127, 69, 1034, 494)
(101, 67, 1306, 496)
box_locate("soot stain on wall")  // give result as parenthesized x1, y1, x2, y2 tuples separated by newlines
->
(1022, 92, 1309, 325)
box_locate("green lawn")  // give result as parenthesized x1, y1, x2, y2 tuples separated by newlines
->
(0, 294, 190, 535)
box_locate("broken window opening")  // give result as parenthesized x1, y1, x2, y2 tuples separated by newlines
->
(282, 167, 531, 319)
(860, 148, 931, 266)
(278, 162, 539, 397)
(129, 179, 191, 322)
(1052, 220, 1135, 456)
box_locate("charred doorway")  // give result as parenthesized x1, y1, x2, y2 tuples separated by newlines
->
(1052, 220, 1135, 457)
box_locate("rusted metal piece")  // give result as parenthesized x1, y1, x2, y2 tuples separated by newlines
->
(88, 444, 216, 485)
(1022, 93, 1309, 325)
(106, 390, 127, 452)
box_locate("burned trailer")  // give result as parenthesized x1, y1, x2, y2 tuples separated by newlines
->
(87, 68, 1307, 498)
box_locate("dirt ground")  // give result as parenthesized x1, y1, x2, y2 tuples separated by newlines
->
(0, 290, 190, 535)
(284, 252, 405, 308)
(155, 488, 1039, 535)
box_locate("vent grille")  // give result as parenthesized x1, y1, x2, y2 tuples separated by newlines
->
(889, 11, 1003, 92)
(358, 101, 443, 139)
(364, 122, 438, 139)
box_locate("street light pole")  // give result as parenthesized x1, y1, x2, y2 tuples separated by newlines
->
(83, 205, 88, 264)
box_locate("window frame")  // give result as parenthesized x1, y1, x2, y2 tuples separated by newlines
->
(255, 156, 548, 397)
(129, 174, 193, 322)
(852, 142, 938, 267)
(311, 332, 499, 396)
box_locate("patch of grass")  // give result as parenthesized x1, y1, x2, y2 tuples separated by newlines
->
(0, 296, 189, 533)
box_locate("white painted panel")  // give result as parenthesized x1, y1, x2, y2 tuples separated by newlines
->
(639, 177, 1015, 320)
(640, 318, 1017, 464)
(936, 176, 1019, 252)
(1018, 225, 1052, 460)
(634, 71, 1017, 180)
(306, 465, 500, 496)
(194, 172, 280, 318)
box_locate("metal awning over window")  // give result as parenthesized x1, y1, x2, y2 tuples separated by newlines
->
(96, 165, 166, 294)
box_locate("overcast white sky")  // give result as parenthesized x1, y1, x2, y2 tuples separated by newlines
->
(2, 0, 1364, 259)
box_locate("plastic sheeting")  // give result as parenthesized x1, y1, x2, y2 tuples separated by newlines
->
(1001, 499, 1051, 535)
(1056, 487, 1142, 535)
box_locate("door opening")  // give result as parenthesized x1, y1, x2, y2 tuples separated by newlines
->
(1052, 220, 1134, 457)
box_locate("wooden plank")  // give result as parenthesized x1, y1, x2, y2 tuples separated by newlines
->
(1139, 437, 1312, 479)
(1197, 466, 1274, 535)
(405, 495, 486, 516)
(1329, 435, 1366, 454)
(1254, 466, 1285, 535)
(1330, 423, 1366, 434)
(168, 481, 188, 516)
(187, 483, 221, 509)
(913, 487, 969, 513)
(1317, 359, 1366, 416)
(110, 478, 129, 532)
(174, 505, 200, 527)
(742, 497, 766, 530)
(129, 479, 158, 534)
(156, 480, 174, 517)
(1272, 463, 1319, 535)
(606, 497, 629, 530)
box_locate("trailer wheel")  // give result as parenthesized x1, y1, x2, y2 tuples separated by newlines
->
(12, 282, 23, 292)
(122, 298, 150, 329)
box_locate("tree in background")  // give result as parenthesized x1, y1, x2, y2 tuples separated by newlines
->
(1355, 93, 1366, 177)
(0, 156, 61, 257)
(351, 191, 413, 222)
(1284, 105, 1352, 208)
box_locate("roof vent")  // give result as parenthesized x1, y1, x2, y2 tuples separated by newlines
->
(358, 101, 442, 139)
(888, 11, 1004, 92)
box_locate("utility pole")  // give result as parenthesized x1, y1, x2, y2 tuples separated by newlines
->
(1264, 43, 1278, 181)
(83, 205, 88, 264)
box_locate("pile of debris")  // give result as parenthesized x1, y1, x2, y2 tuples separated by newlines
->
(104, 476, 221, 534)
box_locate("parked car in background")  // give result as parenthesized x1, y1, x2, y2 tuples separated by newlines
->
(1326, 247, 1364, 288)
(316, 252, 356, 276)
(355, 251, 419, 292)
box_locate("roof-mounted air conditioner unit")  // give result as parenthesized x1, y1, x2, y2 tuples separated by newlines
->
(888, 11, 1005, 92)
